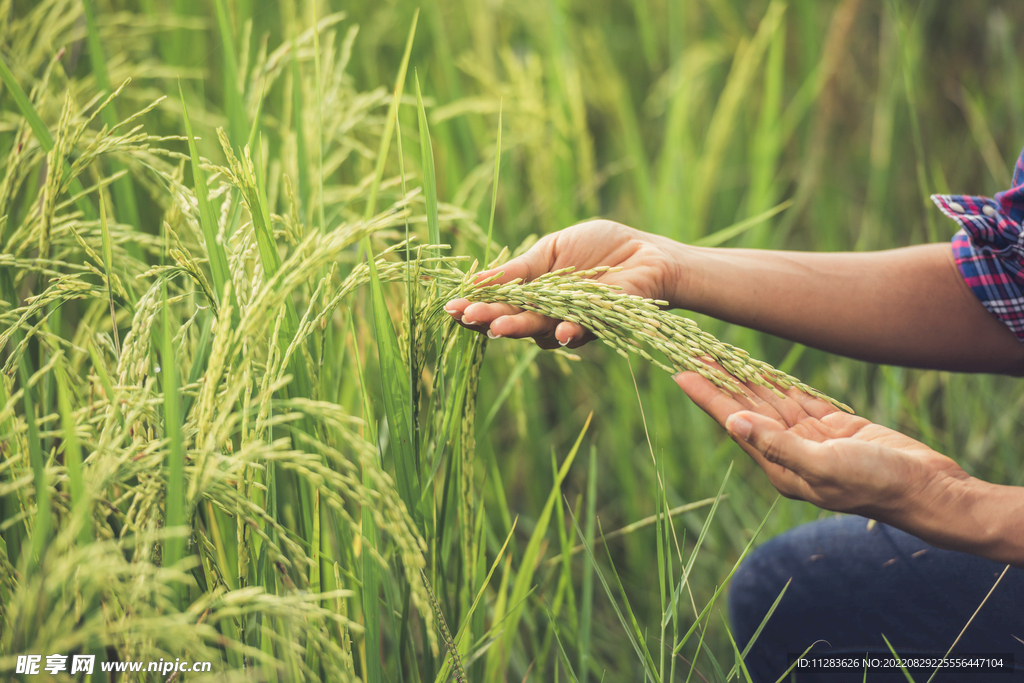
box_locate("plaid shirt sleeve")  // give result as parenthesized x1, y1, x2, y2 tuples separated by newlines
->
(931, 147, 1024, 345)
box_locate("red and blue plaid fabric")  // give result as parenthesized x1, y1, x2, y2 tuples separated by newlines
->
(932, 147, 1024, 345)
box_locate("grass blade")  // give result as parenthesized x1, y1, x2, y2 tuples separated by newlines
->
(55, 363, 90, 545)
(565, 493, 661, 683)
(82, 0, 141, 250)
(0, 54, 95, 220)
(361, 469, 382, 683)
(359, 12, 421, 516)
(179, 81, 237, 324)
(364, 10, 419, 221)
(160, 280, 186, 609)
(483, 101, 503, 265)
(578, 446, 597, 683)
(415, 72, 440, 258)
(365, 252, 420, 513)
(213, 0, 247, 149)
(484, 413, 591, 681)
(98, 195, 121, 359)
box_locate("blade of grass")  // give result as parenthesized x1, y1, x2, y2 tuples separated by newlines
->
(180, 81, 238, 325)
(0, 54, 96, 221)
(565, 494, 661, 683)
(306, 488, 321, 674)
(363, 10, 418, 222)
(160, 280, 186, 610)
(545, 602, 582, 683)
(18, 341, 49, 570)
(483, 100, 502, 265)
(673, 496, 780, 655)
(578, 446, 597, 683)
(362, 469, 382, 683)
(664, 464, 733, 630)
(415, 72, 440, 259)
(290, 26, 310, 215)
(726, 579, 791, 680)
(82, 0, 141, 253)
(213, 0, 247, 149)
(311, 1, 326, 234)
(692, 200, 793, 248)
(484, 413, 591, 681)
(545, 497, 719, 566)
(349, 312, 381, 683)
(881, 634, 918, 683)
(55, 363, 90, 545)
(359, 13, 421, 517)
(598, 517, 662, 680)
(365, 249, 420, 513)
(98, 195, 121, 359)
(691, 1, 786, 233)
(482, 345, 539, 431)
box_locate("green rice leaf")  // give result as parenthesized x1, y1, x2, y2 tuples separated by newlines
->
(485, 413, 591, 681)
(160, 280, 186, 609)
(82, 0, 141, 244)
(0, 54, 54, 153)
(365, 250, 420, 514)
(363, 10, 418, 221)
(360, 11, 421, 516)
(484, 100, 502, 265)
(179, 81, 236, 324)
(0, 54, 95, 220)
(565, 486, 660, 683)
(415, 73, 440, 258)
(18, 340, 49, 570)
(361, 470, 382, 683)
(55, 363, 90, 545)
(213, 0, 246, 149)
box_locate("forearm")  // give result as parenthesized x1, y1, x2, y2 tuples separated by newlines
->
(894, 476, 1024, 568)
(675, 242, 1024, 374)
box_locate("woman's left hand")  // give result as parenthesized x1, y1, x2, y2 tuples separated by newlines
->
(674, 370, 972, 521)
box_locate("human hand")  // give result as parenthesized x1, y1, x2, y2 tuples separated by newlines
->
(674, 369, 971, 522)
(444, 220, 688, 348)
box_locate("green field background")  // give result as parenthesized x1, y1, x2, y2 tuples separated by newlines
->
(2, 0, 1023, 680)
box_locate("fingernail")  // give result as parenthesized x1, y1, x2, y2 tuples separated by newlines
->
(558, 336, 573, 347)
(463, 319, 479, 326)
(443, 302, 458, 314)
(487, 329, 502, 340)
(727, 416, 752, 441)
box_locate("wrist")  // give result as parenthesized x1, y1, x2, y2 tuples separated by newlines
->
(663, 239, 705, 311)
(899, 473, 1024, 566)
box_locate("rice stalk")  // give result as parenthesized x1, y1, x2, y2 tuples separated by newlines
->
(433, 263, 851, 412)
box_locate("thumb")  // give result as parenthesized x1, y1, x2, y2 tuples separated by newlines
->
(725, 411, 818, 472)
(472, 237, 555, 287)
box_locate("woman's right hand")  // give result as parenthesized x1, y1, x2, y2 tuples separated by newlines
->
(444, 220, 689, 348)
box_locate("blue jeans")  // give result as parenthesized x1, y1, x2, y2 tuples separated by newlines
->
(729, 515, 1024, 682)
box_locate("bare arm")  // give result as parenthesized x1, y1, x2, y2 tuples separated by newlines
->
(446, 221, 1024, 375)
(679, 242, 1024, 374)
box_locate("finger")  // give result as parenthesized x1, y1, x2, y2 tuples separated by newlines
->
(445, 238, 556, 324)
(472, 235, 556, 287)
(443, 298, 473, 322)
(741, 376, 842, 423)
(673, 371, 758, 427)
(461, 301, 522, 327)
(489, 311, 559, 340)
(555, 320, 592, 347)
(780, 385, 843, 420)
(743, 381, 812, 427)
